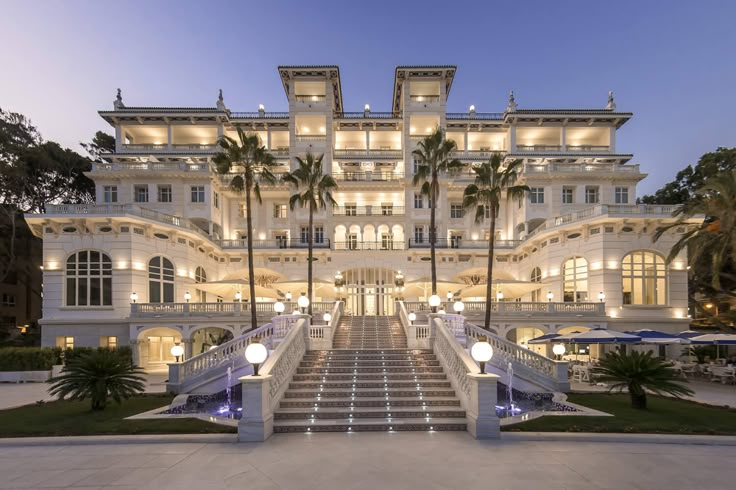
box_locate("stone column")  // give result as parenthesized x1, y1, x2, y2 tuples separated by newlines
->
(466, 373, 501, 439)
(182, 338, 194, 360)
(129, 339, 142, 367)
(560, 126, 567, 152)
(238, 374, 274, 442)
(167, 125, 173, 151)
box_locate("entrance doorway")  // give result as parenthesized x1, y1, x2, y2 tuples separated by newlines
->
(343, 268, 396, 316)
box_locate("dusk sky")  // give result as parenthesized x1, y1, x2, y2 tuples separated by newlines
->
(1, 0, 734, 195)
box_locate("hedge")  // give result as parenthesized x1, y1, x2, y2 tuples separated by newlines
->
(0, 346, 134, 372)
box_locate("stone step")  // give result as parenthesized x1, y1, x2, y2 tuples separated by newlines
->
(302, 353, 437, 361)
(279, 397, 462, 409)
(299, 360, 441, 367)
(291, 372, 449, 382)
(272, 417, 468, 433)
(289, 380, 452, 390)
(310, 349, 433, 354)
(274, 407, 466, 420)
(296, 366, 445, 374)
(284, 387, 456, 398)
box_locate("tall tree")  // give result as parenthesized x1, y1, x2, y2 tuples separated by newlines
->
(640, 147, 736, 205)
(462, 154, 528, 329)
(282, 153, 337, 317)
(214, 128, 278, 330)
(412, 128, 464, 296)
(81, 131, 115, 162)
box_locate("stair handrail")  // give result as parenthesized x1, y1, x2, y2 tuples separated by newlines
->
(464, 322, 569, 392)
(260, 317, 308, 411)
(397, 301, 431, 348)
(430, 315, 478, 410)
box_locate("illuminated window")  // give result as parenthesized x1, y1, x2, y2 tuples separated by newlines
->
(65, 251, 112, 306)
(530, 267, 542, 302)
(562, 256, 588, 302)
(195, 266, 207, 302)
(56, 336, 74, 349)
(149, 256, 175, 303)
(622, 251, 667, 305)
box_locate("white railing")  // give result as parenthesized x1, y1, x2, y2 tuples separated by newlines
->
(273, 314, 302, 341)
(524, 163, 639, 174)
(261, 317, 309, 412)
(397, 301, 432, 349)
(401, 301, 606, 317)
(130, 301, 335, 318)
(167, 321, 276, 394)
(431, 315, 476, 408)
(92, 162, 210, 173)
(463, 322, 569, 392)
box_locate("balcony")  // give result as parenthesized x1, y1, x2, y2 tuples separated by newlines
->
(228, 112, 289, 119)
(332, 171, 404, 182)
(333, 241, 406, 251)
(333, 149, 403, 159)
(92, 162, 210, 173)
(566, 145, 611, 152)
(407, 238, 521, 250)
(450, 150, 505, 161)
(295, 135, 327, 143)
(333, 206, 405, 216)
(446, 112, 504, 120)
(213, 238, 331, 250)
(120, 144, 217, 153)
(334, 112, 401, 119)
(524, 163, 640, 175)
(130, 301, 335, 318)
(515, 145, 562, 152)
(295, 95, 326, 103)
(409, 95, 440, 103)
(402, 301, 606, 317)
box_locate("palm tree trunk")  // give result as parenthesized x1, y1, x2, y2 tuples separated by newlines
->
(430, 174, 438, 297)
(484, 205, 497, 330)
(630, 391, 647, 409)
(307, 200, 314, 318)
(245, 182, 258, 331)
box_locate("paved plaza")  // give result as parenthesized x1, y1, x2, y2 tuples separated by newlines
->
(0, 432, 735, 489)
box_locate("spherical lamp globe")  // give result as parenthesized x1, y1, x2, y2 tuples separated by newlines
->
(245, 342, 268, 376)
(273, 301, 285, 315)
(170, 344, 184, 362)
(408, 312, 417, 325)
(552, 343, 566, 359)
(471, 341, 493, 374)
(323, 312, 332, 324)
(297, 293, 310, 313)
(453, 300, 465, 313)
(428, 294, 441, 312)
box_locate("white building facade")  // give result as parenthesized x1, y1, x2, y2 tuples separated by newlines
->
(25, 65, 695, 368)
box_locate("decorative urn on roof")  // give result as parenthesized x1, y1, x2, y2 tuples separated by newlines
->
(605, 90, 616, 111)
(505, 90, 517, 112)
(113, 88, 124, 110)
(217, 88, 227, 112)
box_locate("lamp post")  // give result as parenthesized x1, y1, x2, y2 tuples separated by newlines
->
(408, 312, 416, 325)
(496, 291, 504, 302)
(323, 312, 332, 326)
(245, 342, 268, 376)
(130, 292, 138, 304)
(471, 339, 493, 374)
(297, 293, 309, 314)
(428, 294, 441, 313)
(446, 291, 453, 301)
(170, 343, 184, 363)
(235, 291, 242, 302)
(547, 291, 554, 302)
(552, 343, 566, 361)
(274, 301, 285, 315)
(453, 299, 465, 313)
(597, 291, 605, 302)
(184, 291, 191, 303)
(285, 291, 292, 302)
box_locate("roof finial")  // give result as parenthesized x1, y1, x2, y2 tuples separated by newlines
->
(113, 88, 124, 110)
(506, 90, 517, 112)
(216, 88, 227, 112)
(605, 90, 616, 111)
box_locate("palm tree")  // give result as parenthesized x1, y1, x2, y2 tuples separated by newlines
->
(48, 350, 146, 411)
(214, 128, 278, 330)
(593, 351, 693, 409)
(654, 170, 736, 292)
(412, 128, 464, 296)
(282, 153, 337, 317)
(462, 154, 528, 329)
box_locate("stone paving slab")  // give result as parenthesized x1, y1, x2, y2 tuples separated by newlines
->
(0, 432, 735, 489)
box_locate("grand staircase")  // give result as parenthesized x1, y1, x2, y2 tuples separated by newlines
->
(273, 315, 467, 433)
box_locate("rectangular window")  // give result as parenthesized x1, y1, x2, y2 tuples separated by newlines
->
(381, 233, 393, 250)
(413, 193, 423, 209)
(300, 226, 309, 244)
(483, 205, 491, 219)
(413, 158, 420, 175)
(585, 186, 599, 204)
(345, 203, 357, 216)
(347, 233, 358, 250)
(157, 184, 172, 203)
(214, 192, 219, 209)
(134, 185, 148, 203)
(562, 186, 575, 204)
(275, 234, 288, 248)
(103, 186, 117, 203)
(191, 186, 205, 203)
(314, 226, 324, 244)
(530, 187, 545, 204)
(273, 203, 287, 218)
(414, 226, 424, 243)
(615, 186, 629, 204)
(450, 203, 464, 219)
(56, 336, 74, 350)
(450, 234, 462, 249)
(100, 336, 117, 348)
(381, 203, 393, 216)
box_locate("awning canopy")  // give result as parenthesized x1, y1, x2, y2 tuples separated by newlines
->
(563, 328, 641, 344)
(690, 334, 736, 345)
(528, 333, 562, 344)
(625, 329, 691, 344)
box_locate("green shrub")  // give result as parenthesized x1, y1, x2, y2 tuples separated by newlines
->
(0, 347, 57, 371)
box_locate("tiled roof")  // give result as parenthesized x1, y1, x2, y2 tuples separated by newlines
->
(278, 65, 339, 69)
(395, 65, 457, 69)
(513, 109, 632, 116)
(107, 107, 221, 113)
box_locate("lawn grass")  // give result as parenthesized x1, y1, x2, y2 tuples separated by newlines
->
(0, 394, 236, 438)
(504, 393, 736, 435)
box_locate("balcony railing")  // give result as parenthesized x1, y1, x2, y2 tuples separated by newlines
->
(120, 144, 217, 152)
(171, 144, 218, 151)
(332, 171, 404, 182)
(333, 149, 403, 159)
(295, 135, 327, 143)
(334, 112, 400, 119)
(121, 144, 167, 151)
(213, 238, 331, 250)
(516, 145, 562, 152)
(228, 112, 289, 119)
(333, 241, 406, 251)
(407, 238, 521, 250)
(92, 162, 210, 173)
(450, 150, 506, 161)
(524, 163, 640, 174)
(566, 145, 611, 152)
(333, 206, 405, 216)
(446, 112, 504, 120)
(270, 148, 290, 157)
(409, 95, 440, 102)
(130, 301, 335, 318)
(402, 301, 606, 317)
(295, 95, 326, 102)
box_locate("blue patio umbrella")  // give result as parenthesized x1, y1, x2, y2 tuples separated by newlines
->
(527, 333, 561, 344)
(678, 330, 704, 339)
(690, 333, 736, 359)
(565, 328, 641, 344)
(624, 329, 690, 344)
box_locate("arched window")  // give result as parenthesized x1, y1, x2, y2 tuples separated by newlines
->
(195, 266, 207, 302)
(622, 251, 667, 305)
(562, 256, 588, 302)
(66, 251, 112, 306)
(149, 256, 175, 303)
(530, 267, 542, 302)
